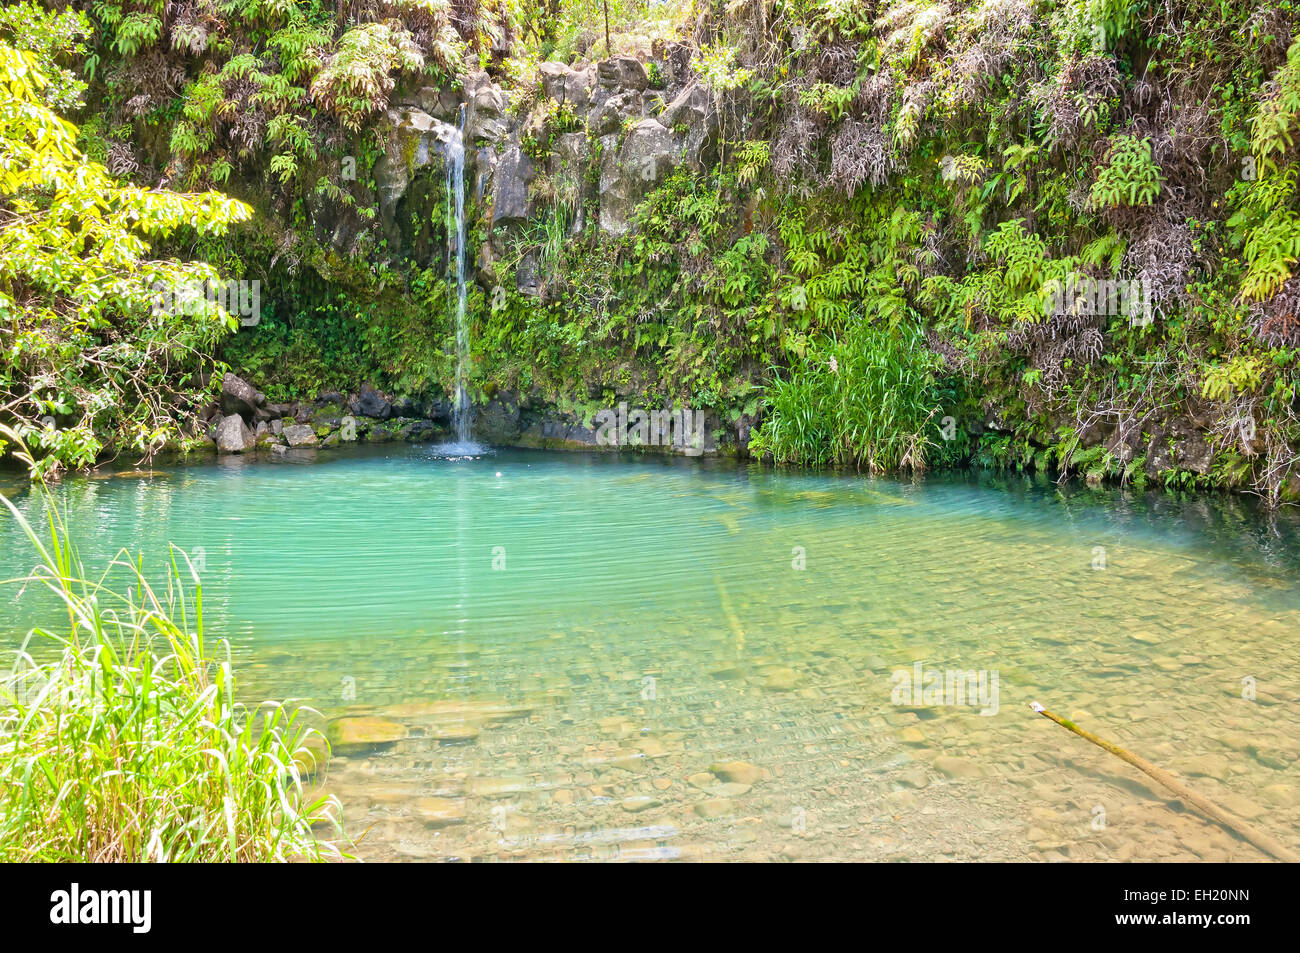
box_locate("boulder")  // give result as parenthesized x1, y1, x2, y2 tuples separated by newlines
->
(282, 423, 318, 447)
(589, 91, 641, 137)
(214, 414, 254, 454)
(220, 373, 264, 421)
(661, 82, 718, 172)
(351, 384, 392, 420)
(599, 118, 678, 235)
(540, 62, 595, 112)
(597, 55, 649, 91)
(413, 85, 461, 122)
(466, 71, 508, 145)
(491, 143, 536, 228)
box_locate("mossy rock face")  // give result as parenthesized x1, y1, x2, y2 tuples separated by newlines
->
(326, 716, 408, 753)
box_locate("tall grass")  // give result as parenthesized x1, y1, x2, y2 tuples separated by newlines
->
(0, 428, 344, 862)
(751, 319, 942, 472)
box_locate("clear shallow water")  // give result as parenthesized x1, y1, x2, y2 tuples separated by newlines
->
(2, 447, 1298, 862)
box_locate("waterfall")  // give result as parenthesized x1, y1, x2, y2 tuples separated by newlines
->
(447, 106, 471, 443)
(435, 106, 485, 457)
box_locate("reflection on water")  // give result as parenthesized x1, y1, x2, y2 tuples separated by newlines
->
(2, 446, 1298, 861)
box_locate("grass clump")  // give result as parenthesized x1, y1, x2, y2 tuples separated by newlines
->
(749, 319, 942, 473)
(0, 428, 344, 862)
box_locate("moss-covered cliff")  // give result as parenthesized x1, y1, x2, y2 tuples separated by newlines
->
(9, 1, 1300, 503)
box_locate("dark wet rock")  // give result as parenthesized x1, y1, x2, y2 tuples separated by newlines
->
(474, 393, 521, 444)
(492, 143, 536, 228)
(351, 385, 392, 420)
(1077, 417, 1114, 448)
(1103, 424, 1140, 466)
(390, 395, 420, 417)
(394, 418, 436, 442)
(220, 373, 264, 421)
(427, 398, 452, 425)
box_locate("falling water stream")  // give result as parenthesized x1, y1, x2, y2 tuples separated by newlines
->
(439, 105, 483, 456)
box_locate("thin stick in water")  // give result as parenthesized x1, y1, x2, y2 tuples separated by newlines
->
(1030, 701, 1298, 863)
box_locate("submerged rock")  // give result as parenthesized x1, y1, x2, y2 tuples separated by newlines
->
(326, 716, 407, 753)
(709, 761, 764, 785)
(621, 795, 661, 813)
(933, 755, 985, 780)
(414, 797, 467, 828)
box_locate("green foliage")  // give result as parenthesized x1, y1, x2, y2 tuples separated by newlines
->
(310, 23, 424, 132)
(0, 439, 344, 862)
(1089, 136, 1163, 209)
(750, 319, 941, 472)
(0, 19, 251, 474)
